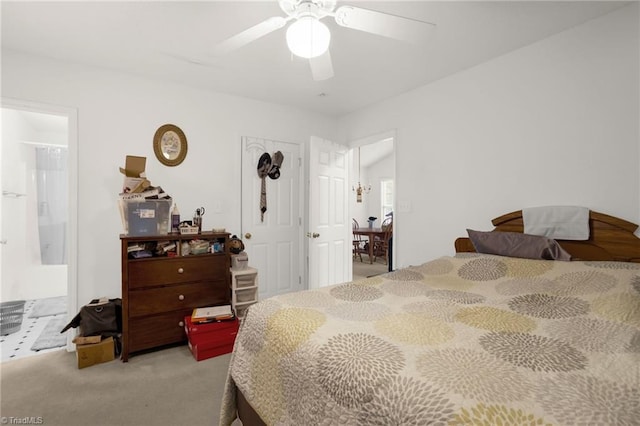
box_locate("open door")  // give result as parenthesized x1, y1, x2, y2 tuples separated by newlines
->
(308, 136, 350, 289)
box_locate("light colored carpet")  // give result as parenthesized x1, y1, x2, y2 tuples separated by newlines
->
(1, 344, 232, 426)
(30, 317, 67, 351)
(352, 259, 389, 280)
(28, 296, 67, 318)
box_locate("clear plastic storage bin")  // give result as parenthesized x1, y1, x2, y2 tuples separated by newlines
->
(121, 199, 171, 236)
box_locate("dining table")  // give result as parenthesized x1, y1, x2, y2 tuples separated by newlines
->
(353, 227, 389, 264)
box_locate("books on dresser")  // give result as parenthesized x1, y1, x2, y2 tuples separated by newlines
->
(191, 305, 234, 323)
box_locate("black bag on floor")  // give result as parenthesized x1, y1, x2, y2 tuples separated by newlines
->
(61, 298, 122, 336)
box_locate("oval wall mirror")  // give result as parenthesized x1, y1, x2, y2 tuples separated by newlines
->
(153, 124, 187, 166)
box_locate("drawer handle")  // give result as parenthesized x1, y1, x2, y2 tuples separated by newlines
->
(178, 294, 185, 301)
(177, 268, 184, 274)
(178, 321, 184, 327)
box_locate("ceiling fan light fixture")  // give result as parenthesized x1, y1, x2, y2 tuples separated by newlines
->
(286, 16, 331, 59)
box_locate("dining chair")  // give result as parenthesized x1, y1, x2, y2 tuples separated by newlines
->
(373, 219, 392, 264)
(352, 219, 368, 262)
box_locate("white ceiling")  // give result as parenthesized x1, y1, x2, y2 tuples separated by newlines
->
(1, 1, 629, 117)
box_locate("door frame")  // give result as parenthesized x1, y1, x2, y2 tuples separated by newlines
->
(1, 97, 79, 352)
(348, 129, 397, 272)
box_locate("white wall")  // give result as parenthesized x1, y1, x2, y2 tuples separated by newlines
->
(338, 4, 640, 268)
(2, 50, 338, 306)
(2, 3, 638, 300)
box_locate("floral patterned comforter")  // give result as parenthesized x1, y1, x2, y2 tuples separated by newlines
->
(220, 254, 640, 425)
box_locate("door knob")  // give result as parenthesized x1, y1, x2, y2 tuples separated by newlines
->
(244, 232, 252, 239)
(306, 232, 320, 238)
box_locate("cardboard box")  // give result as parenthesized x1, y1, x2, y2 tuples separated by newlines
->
(185, 316, 239, 361)
(119, 155, 146, 177)
(119, 155, 149, 193)
(73, 335, 102, 345)
(76, 337, 115, 369)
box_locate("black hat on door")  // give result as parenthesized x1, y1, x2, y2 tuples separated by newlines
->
(268, 151, 284, 180)
(257, 152, 272, 177)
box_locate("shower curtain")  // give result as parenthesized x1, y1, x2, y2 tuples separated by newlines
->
(35, 147, 67, 265)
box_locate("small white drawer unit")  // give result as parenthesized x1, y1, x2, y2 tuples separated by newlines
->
(230, 267, 258, 320)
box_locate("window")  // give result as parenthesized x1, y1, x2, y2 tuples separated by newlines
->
(381, 179, 394, 219)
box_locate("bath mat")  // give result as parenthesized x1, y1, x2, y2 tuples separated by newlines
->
(28, 296, 66, 318)
(31, 317, 67, 351)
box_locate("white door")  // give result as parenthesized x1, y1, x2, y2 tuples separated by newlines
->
(308, 136, 350, 289)
(241, 137, 303, 301)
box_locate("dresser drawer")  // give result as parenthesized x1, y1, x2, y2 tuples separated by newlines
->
(128, 310, 190, 353)
(128, 281, 229, 317)
(128, 255, 228, 289)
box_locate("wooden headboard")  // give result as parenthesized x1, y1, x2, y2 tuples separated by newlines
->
(455, 210, 640, 262)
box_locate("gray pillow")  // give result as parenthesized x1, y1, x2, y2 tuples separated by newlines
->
(467, 229, 572, 261)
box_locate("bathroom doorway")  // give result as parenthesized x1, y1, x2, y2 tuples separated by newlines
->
(1, 99, 78, 361)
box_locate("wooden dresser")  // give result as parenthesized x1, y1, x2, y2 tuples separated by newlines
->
(120, 232, 231, 361)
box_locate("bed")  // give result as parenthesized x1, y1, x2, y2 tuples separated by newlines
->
(220, 209, 640, 425)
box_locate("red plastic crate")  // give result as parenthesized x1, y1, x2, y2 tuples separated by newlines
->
(188, 331, 237, 361)
(184, 316, 239, 361)
(184, 316, 239, 336)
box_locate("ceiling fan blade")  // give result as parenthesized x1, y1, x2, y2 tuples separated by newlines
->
(309, 50, 334, 81)
(333, 6, 435, 44)
(163, 52, 217, 67)
(212, 16, 289, 55)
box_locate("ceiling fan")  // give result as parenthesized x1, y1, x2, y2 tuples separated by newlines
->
(211, 0, 436, 81)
